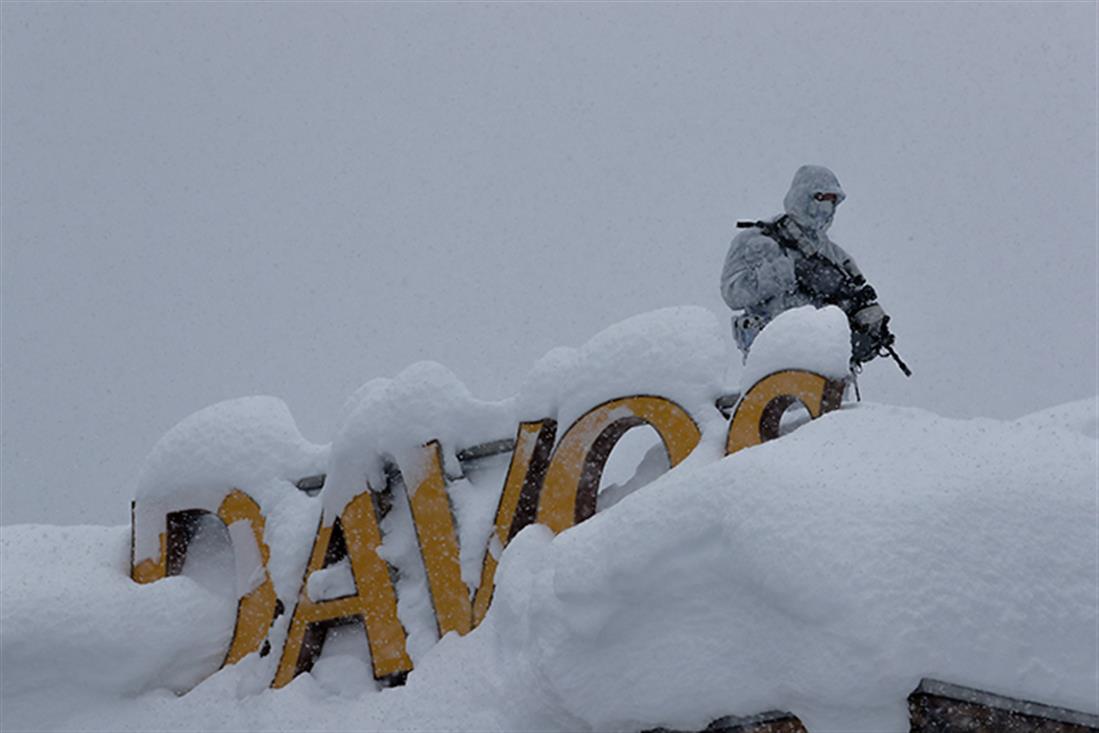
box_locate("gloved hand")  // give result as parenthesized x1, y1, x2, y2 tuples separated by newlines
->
(850, 305, 893, 364)
(850, 284, 877, 309)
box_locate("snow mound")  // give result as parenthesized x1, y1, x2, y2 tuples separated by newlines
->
(478, 399, 1098, 731)
(1014, 395, 1099, 439)
(323, 360, 512, 516)
(137, 396, 326, 505)
(0, 524, 237, 726)
(517, 306, 726, 429)
(741, 305, 851, 390)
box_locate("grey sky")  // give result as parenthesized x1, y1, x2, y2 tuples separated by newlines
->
(3, 2, 1096, 525)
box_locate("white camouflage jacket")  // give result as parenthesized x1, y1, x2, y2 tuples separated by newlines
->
(720, 165, 863, 353)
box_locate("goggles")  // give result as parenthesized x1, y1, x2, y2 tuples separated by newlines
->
(813, 192, 840, 203)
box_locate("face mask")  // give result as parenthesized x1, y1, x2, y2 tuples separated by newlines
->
(804, 193, 838, 232)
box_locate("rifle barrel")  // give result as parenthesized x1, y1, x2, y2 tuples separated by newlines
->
(886, 345, 913, 377)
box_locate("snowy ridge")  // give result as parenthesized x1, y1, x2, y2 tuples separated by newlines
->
(1, 308, 1096, 731)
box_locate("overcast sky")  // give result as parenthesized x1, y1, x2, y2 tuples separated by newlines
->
(3, 2, 1096, 526)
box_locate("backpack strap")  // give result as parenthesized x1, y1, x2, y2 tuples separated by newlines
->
(736, 216, 801, 252)
(737, 216, 863, 284)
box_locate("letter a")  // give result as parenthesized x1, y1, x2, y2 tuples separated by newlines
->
(273, 491, 411, 688)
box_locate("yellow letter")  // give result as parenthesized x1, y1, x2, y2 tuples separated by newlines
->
(273, 491, 411, 688)
(130, 502, 167, 584)
(130, 491, 278, 667)
(406, 442, 471, 637)
(471, 421, 556, 627)
(537, 396, 701, 534)
(216, 490, 278, 666)
(725, 370, 846, 455)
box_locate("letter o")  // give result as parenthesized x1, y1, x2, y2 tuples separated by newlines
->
(726, 370, 846, 455)
(537, 395, 701, 534)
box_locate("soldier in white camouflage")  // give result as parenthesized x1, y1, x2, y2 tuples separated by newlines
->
(721, 165, 905, 375)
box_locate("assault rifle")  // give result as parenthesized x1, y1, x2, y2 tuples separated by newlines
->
(736, 219, 912, 377)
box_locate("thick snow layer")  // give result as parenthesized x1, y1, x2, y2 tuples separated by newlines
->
(517, 307, 727, 431)
(478, 400, 1098, 731)
(132, 396, 327, 561)
(741, 305, 852, 390)
(136, 396, 327, 507)
(136, 308, 725, 529)
(0, 525, 237, 726)
(323, 360, 513, 516)
(130, 307, 726, 643)
(1014, 395, 1098, 439)
(3, 397, 1095, 731)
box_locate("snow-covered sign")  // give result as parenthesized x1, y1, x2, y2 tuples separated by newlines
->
(5, 307, 1095, 730)
(128, 307, 850, 689)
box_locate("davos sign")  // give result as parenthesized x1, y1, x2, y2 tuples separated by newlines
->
(130, 369, 846, 690)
